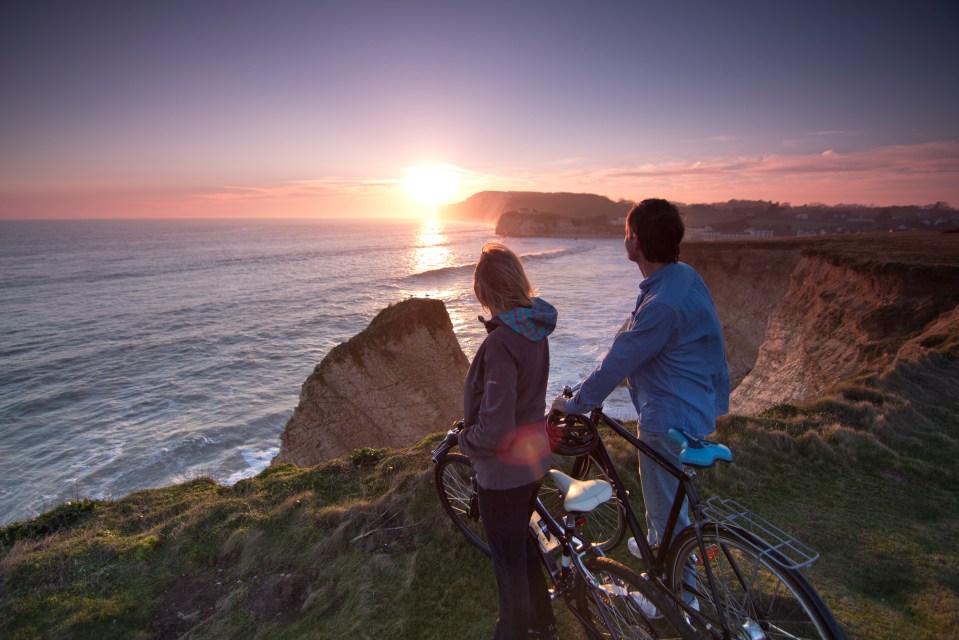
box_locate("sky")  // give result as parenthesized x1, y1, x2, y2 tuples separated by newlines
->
(1, 0, 957, 219)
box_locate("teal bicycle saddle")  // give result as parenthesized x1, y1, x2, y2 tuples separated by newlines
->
(668, 429, 733, 468)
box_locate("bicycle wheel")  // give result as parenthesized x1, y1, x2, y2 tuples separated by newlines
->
(434, 453, 490, 556)
(540, 453, 626, 551)
(576, 555, 695, 640)
(666, 525, 845, 640)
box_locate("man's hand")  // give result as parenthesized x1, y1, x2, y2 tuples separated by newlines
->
(550, 393, 569, 416)
(445, 428, 460, 447)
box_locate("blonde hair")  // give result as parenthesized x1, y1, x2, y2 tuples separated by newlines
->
(473, 243, 534, 313)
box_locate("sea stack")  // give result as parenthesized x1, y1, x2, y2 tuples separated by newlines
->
(274, 298, 469, 467)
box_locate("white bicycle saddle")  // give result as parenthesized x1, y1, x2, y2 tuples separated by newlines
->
(546, 469, 613, 513)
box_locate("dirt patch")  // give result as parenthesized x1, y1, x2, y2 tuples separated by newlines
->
(245, 571, 312, 622)
(150, 568, 316, 635)
(150, 573, 222, 639)
(879, 469, 917, 485)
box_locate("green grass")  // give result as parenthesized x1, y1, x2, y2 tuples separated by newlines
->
(3, 357, 958, 639)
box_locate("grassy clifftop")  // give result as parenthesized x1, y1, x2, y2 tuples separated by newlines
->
(2, 350, 957, 639)
(3, 232, 958, 639)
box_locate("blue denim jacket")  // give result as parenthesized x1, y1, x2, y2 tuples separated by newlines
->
(565, 262, 730, 437)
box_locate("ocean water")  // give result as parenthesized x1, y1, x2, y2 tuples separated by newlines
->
(0, 218, 639, 525)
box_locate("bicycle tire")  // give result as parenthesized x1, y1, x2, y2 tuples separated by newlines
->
(434, 453, 490, 556)
(665, 524, 845, 640)
(540, 453, 627, 552)
(576, 555, 698, 640)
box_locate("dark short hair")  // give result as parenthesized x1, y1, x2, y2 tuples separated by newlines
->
(626, 198, 684, 263)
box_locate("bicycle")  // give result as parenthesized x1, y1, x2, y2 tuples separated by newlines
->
(552, 386, 846, 640)
(432, 424, 696, 640)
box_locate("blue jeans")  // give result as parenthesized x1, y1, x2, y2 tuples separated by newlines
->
(477, 480, 556, 640)
(637, 429, 690, 546)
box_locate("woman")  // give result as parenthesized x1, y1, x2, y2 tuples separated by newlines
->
(457, 243, 558, 640)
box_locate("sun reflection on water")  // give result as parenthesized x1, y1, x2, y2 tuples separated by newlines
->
(413, 218, 454, 275)
(403, 219, 484, 355)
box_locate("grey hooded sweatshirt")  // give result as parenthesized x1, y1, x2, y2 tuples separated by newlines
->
(459, 297, 557, 490)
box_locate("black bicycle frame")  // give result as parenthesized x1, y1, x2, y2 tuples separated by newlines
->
(529, 488, 609, 634)
(582, 408, 734, 638)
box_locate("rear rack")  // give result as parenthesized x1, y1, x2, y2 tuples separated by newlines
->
(701, 496, 820, 570)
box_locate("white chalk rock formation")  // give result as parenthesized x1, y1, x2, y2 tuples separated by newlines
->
(274, 298, 469, 467)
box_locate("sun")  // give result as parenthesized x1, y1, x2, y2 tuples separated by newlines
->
(401, 164, 461, 207)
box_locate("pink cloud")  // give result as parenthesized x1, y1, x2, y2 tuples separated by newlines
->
(193, 177, 400, 202)
(546, 141, 959, 206)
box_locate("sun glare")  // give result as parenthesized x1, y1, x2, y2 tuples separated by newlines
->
(402, 164, 461, 208)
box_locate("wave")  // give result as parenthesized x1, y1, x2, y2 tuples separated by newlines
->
(403, 262, 476, 281)
(402, 244, 597, 281)
(224, 446, 281, 484)
(519, 243, 597, 262)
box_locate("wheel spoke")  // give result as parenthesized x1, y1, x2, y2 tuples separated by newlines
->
(434, 453, 489, 556)
(667, 526, 842, 639)
(578, 556, 693, 640)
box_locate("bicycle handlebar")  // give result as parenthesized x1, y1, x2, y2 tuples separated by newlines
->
(562, 381, 583, 397)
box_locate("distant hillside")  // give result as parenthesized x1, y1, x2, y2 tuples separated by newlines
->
(440, 191, 959, 237)
(438, 191, 632, 224)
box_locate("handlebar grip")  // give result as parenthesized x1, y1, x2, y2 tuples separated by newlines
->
(431, 437, 455, 463)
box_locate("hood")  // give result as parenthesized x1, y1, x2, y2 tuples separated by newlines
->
(495, 297, 557, 342)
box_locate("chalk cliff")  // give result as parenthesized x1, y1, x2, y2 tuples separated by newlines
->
(730, 248, 959, 414)
(274, 298, 469, 467)
(681, 241, 802, 389)
(682, 234, 959, 415)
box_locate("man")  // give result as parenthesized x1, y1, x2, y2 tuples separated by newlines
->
(552, 197, 730, 551)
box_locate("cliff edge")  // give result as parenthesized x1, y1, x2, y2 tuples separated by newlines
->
(682, 240, 803, 389)
(273, 298, 469, 467)
(698, 233, 959, 415)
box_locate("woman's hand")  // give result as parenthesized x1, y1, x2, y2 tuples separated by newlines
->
(550, 394, 569, 416)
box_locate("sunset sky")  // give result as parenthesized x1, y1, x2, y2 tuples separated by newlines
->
(2, 0, 957, 219)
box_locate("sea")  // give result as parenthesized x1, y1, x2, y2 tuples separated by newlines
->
(0, 217, 640, 525)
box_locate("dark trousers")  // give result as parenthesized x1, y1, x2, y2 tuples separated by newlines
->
(477, 480, 556, 640)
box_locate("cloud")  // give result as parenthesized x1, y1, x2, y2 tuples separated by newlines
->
(193, 177, 400, 202)
(806, 130, 849, 136)
(535, 141, 959, 206)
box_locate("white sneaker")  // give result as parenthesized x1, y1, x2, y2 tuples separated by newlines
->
(627, 537, 661, 560)
(629, 591, 661, 619)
